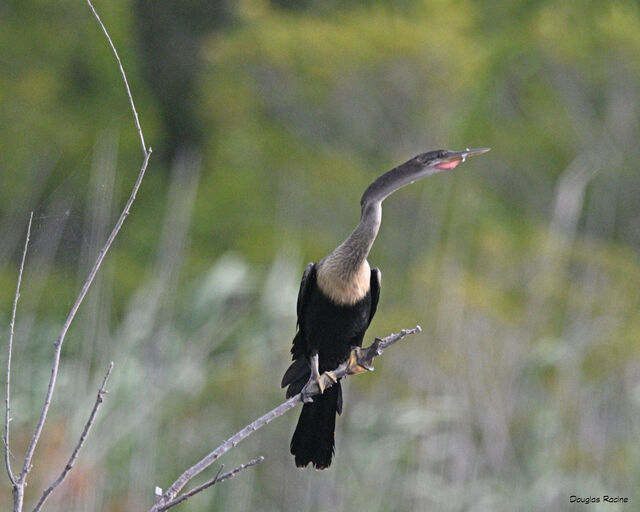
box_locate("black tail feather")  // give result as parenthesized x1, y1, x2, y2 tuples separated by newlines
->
(281, 357, 308, 389)
(290, 383, 341, 469)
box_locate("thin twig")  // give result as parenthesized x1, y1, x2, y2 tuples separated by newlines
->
(86, 0, 146, 155)
(157, 458, 264, 512)
(20, 148, 152, 483)
(4, 213, 33, 486)
(152, 396, 301, 511)
(211, 459, 262, 485)
(19, 2, 153, 484)
(31, 362, 114, 512)
(210, 464, 225, 486)
(151, 326, 421, 511)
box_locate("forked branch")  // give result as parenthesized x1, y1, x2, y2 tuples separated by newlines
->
(4, 2, 151, 510)
(155, 457, 265, 512)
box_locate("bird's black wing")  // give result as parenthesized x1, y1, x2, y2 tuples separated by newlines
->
(296, 262, 316, 324)
(368, 268, 381, 326)
(281, 263, 316, 392)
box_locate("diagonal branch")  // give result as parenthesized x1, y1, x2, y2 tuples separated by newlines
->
(19, 0, 152, 487)
(150, 326, 421, 511)
(20, 148, 152, 484)
(156, 457, 264, 512)
(152, 396, 301, 511)
(4, 212, 33, 486)
(31, 362, 114, 512)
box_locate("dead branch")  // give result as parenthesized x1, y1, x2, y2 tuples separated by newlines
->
(156, 457, 265, 512)
(3, 213, 33, 487)
(150, 326, 421, 511)
(19, 148, 151, 488)
(19, 1, 150, 482)
(4, 2, 151, 510)
(31, 362, 114, 512)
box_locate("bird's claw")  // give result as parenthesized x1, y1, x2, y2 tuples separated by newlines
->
(301, 371, 337, 402)
(346, 347, 374, 375)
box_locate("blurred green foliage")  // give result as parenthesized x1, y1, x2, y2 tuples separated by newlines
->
(1, 0, 640, 511)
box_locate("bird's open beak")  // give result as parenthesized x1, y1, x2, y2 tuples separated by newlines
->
(434, 147, 491, 170)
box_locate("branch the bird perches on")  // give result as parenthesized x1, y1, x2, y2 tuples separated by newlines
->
(151, 325, 422, 512)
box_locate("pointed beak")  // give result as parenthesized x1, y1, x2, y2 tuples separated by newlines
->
(447, 147, 491, 162)
(434, 147, 491, 170)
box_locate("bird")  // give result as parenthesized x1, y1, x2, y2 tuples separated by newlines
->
(281, 147, 490, 469)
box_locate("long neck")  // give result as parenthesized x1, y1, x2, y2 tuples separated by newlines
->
(361, 156, 440, 205)
(316, 202, 381, 304)
(327, 202, 382, 275)
(316, 202, 380, 304)
(321, 155, 442, 276)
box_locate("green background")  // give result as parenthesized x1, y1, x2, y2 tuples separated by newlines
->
(1, 1, 639, 510)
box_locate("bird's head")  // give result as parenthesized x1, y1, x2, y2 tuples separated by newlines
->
(415, 147, 491, 171)
(361, 147, 490, 207)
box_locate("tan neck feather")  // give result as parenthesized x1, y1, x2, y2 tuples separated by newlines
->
(316, 259, 371, 305)
(315, 201, 379, 305)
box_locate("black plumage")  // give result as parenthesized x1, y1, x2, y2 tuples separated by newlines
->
(282, 263, 381, 469)
(281, 148, 489, 470)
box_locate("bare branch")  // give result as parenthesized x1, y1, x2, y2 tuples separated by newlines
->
(19, 1, 153, 486)
(151, 326, 421, 511)
(86, 0, 147, 154)
(212, 458, 262, 485)
(157, 458, 264, 512)
(20, 148, 152, 483)
(152, 396, 300, 511)
(31, 362, 114, 512)
(4, 212, 33, 486)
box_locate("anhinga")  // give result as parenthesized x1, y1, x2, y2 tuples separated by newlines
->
(282, 148, 490, 469)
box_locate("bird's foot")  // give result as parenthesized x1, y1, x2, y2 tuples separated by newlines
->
(346, 347, 375, 375)
(301, 371, 338, 402)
